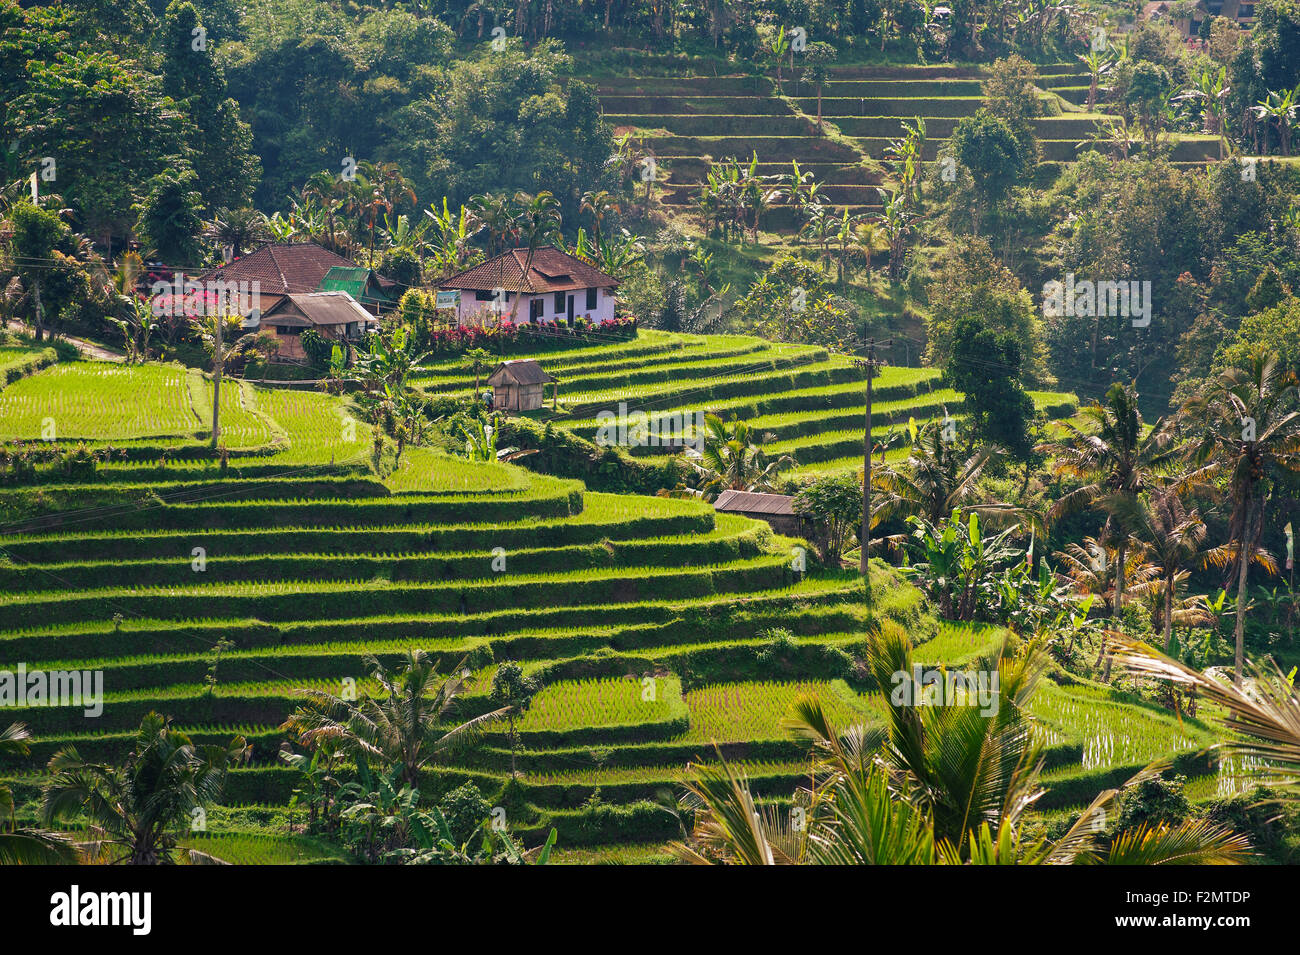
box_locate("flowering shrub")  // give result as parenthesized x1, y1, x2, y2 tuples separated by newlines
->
(421, 316, 638, 356)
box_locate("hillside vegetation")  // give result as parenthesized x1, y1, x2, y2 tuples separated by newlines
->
(0, 361, 1231, 861)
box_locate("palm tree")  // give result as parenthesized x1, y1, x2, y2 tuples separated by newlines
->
(507, 190, 562, 322)
(853, 219, 880, 277)
(358, 162, 416, 265)
(796, 203, 829, 266)
(699, 413, 795, 492)
(301, 171, 346, 254)
(515, 191, 561, 268)
(281, 650, 509, 789)
(863, 626, 1044, 850)
(1038, 382, 1177, 678)
(202, 207, 271, 260)
(579, 189, 617, 244)
(673, 630, 1251, 864)
(1054, 536, 1160, 621)
(1180, 350, 1300, 684)
(1118, 489, 1209, 649)
(1117, 632, 1300, 794)
(833, 208, 859, 288)
(468, 192, 521, 257)
(873, 418, 1021, 528)
(42, 713, 246, 864)
(0, 723, 77, 864)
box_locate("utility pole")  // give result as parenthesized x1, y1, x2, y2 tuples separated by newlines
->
(853, 339, 891, 599)
(211, 314, 223, 449)
(32, 277, 43, 342)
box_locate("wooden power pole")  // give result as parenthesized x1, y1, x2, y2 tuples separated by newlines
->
(211, 315, 223, 449)
(853, 339, 891, 599)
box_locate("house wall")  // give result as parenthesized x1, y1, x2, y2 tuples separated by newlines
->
(264, 326, 307, 360)
(519, 383, 545, 410)
(263, 322, 367, 363)
(729, 510, 805, 538)
(494, 383, 518, 409)
(448, 287, 617, 327)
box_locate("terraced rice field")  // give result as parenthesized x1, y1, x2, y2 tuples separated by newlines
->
(586, 61, 1221, 226)
(416, 329, 1078, 478)
(0, 360, 1214, 860)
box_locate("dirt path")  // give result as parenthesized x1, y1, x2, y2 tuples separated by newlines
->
(4, 320, 124, 361)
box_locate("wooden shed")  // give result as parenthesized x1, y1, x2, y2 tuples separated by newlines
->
(713, 489, 805, 537)
(487, 359, 555, 413)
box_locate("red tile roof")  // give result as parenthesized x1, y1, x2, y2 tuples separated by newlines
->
(440, 246, 620, 293)
(197, 242, 393, 297)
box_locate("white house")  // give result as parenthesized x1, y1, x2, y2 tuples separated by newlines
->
(437, 246, 620, 327)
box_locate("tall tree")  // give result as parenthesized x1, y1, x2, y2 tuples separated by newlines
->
(1117, 489, 1209, 649)
(1038, 383, 1178, 678)
(282, 650, 508, 789)
(1181, 350, 1300, 684)
(159, 0, 258, 211)
(43, 713, 246, 865)
(133, 167, 205, 265)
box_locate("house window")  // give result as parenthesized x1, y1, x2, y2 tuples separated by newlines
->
(275, 325, 300, 336)
(554, 292, 565, 313)
(529, 298, 544, 322)
(586, 287, 598, 310)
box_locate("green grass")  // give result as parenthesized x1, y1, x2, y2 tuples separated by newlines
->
(0, 363, 205, 442)
(0, 351, 1201, 861)
(518, 676, 685, 732)
(680, 680, 869, 742)
(1032, 683, 1217, 772)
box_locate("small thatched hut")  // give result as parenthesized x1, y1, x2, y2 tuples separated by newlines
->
(487, 359, 555, 412)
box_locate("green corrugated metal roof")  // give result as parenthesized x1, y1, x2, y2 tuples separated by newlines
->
(318, 266, 371, 298)
(318, 266, 395, 306)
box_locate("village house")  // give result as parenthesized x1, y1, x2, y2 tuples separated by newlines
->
(487, 359, 556, 413)
(195, 241, 397, 319)
(437, 246, 620, 327)
(1139, 0, 1253, 37)
(257, 292, 379, 361)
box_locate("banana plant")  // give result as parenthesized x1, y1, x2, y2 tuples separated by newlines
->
(1252, 87, 1300, 156)
(900, 509, 1023, 621)
(381, 212, 429, 256)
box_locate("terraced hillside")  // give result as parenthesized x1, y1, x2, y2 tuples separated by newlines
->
(0, 360, 1227, 863)
(416, 330, 1079, 478)
(591, 61, 1221, 227)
